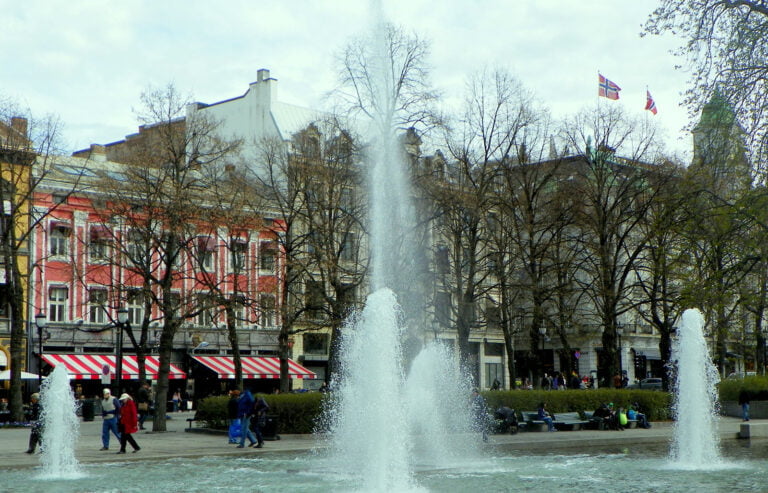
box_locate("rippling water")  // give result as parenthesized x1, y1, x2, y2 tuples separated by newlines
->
(7, 441, 768, 493)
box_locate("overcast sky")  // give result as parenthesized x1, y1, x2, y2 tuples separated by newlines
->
(2, 1, 692, 157)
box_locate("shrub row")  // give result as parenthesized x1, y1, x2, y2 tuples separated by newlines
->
(196, 393, 327, 434)
(718, 375, 768, 401)
(196, 389, 674, 433)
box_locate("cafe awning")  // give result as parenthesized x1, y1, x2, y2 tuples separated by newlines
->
(192, 355, 316, 380)
(42, 354, 186, 380)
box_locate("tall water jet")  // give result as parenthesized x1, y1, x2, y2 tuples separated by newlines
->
(669, 308, 722, 468)
(38, 365, 82, 479)
(325, 2, 474, 490)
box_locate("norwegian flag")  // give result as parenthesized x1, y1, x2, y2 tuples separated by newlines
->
(598, 74, 621, 100)
(645, 90, 658, 115)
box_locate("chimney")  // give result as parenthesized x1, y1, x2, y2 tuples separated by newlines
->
(89, 144, 107, 162)
(257, 69, 270, 82)
(10, 117, 28, 138)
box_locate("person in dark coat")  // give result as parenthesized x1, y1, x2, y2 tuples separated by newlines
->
(25, 393, 42, 454)
(252, 395, 270, 448)
(739, 390, 751, 421)
(136, 381, 151, 430)
(227, 390, 241, 444)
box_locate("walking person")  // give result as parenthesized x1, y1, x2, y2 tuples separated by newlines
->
(252, 394, 269, 448)
(237, 389, 258, 448)
(24, 393, 42, 454)
(739, 389, 751, 421)
(100, 388, 121, 450)
(227, 390, 241, 444)
(136, 381, 151, 430)
(172, 390, 181, 413)
(117, 393, 141, 454)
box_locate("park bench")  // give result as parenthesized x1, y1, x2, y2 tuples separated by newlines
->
(551, 412, 590, 431)
(519, 411, 548, 432)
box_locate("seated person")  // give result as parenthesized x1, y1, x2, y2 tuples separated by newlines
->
(592, 403, 616, 430)
(628, 402, 651, 429)
(537, 402, 556, 432)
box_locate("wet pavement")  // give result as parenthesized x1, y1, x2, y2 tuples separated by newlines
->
(0, 411, 751, 470)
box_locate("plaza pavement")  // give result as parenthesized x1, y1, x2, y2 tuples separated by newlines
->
(0, 411, 750, 470)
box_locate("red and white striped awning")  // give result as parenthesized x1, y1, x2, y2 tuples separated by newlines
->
(192, 356, 316, 380)
(42, 354, 186, 380)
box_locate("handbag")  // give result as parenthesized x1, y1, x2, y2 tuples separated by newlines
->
(138, 402, 149, 412)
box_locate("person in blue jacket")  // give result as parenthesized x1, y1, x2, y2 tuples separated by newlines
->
(237, 389, 258, 448)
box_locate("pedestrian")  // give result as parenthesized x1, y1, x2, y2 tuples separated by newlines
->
(100, 388, 121, 451)
(237, 389, 258, 448)
(25, 393, 42, 454)
(136, 381, 151, 430)
(172, 390, 181, 413)
(227, 390, 241, 444)
(739, 389, 751, 422)
(117, 393, 141, 454)
(252, 394, 269, 448)
(471, 388, 489, 442)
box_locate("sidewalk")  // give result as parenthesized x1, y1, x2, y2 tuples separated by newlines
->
(0, 412, 749, 470)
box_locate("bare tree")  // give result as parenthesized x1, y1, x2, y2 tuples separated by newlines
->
(559, 105, 664, 385)
(94, 84, 240, 430)
(0, 100, 77, 421)
(432, 68, 543, 379)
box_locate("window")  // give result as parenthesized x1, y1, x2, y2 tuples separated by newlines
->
(196, 293, 215, 327)
(485, 362, 503, 389)
(305, 280, 324, 318)
(50, 224, 70, 257)
(197, 236, 215, 271)
(231, 296, 245, 327)
(89, 228, 111, 261)
(436, 245, 449, 275)
(49, 287, 68, 322)
(88, 289, 108, 324)
(127, 290, 144, 326)
(126, 229, 144, 262)
(260, 242, 276, 271)
(231, 239, 248, 272)
(340, 233, 356, 262)
(303, 333, 328, 355)
(259, 293, 276, 327)
(435, 291, 451, 326)
(485, 300, 501, 329)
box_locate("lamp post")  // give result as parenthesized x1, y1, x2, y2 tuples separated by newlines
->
(539, 326, 547, 380)
(116, 307, 129, 394)
(617, 326, 624, 381)
(34, 312, 47, 388)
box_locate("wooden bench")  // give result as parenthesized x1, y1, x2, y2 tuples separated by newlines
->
(552, 412, 590, 431)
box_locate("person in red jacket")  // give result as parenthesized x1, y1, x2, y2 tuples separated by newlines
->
(117, 393, 141, 454)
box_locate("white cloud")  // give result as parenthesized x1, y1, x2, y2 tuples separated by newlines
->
(1, 0, 691, 156)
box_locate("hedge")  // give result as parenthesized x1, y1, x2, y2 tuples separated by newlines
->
(196, 389, 674, 433)
(197, 393, 327, 434)
(718, 375, 768, 401)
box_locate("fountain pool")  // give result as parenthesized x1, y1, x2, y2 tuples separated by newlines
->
(5, 441, 768, 493)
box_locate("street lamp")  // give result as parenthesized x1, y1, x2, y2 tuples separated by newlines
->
(191, 341, 210, 354)
(34, 312, 47, 387)
(116, 307, 129, 394)
(617, 326, 624, 380)
(539, 326, 547, 380)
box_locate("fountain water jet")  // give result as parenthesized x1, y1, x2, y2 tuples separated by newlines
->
(669, 308, 722, 469)
(38, 365, 83, 479)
